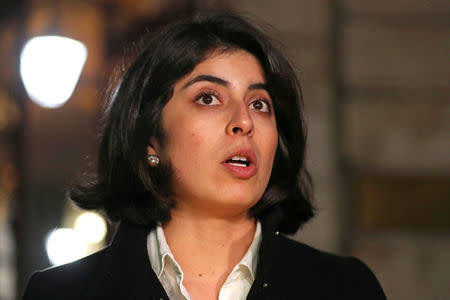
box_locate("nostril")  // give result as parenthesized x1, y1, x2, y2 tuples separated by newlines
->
(232, 127, 240, 134)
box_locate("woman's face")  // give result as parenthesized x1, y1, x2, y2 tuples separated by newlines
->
(149, 50, 278, 218)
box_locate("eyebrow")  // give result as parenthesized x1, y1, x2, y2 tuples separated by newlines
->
(182, 74, 268, 92)
(248, 82, 268, 91)
(182, 75, 228, 89)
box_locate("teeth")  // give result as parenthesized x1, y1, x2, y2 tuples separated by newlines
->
(231, 155, 248, 162)
(227, 155, 250, 167)
(228, 162, 247, 167)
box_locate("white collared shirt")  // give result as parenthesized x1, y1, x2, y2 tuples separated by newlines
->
(147, 221, 262, 300)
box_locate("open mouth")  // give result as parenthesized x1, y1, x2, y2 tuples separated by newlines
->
(222, 150, 257, 178)
(225, 155, 250, 167)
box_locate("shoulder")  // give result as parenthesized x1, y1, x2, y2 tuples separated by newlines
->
(275, 234, 362, 270)
(266, 235, 386, 299)
(22, 247, 108, 300)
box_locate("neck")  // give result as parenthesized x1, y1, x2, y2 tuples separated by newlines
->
(162, 208, 256, 278)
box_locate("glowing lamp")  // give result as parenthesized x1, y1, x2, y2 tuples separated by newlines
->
(46, 228, 87, 266)
(74, 212, 107, 243)
(20, 36, 87, 108)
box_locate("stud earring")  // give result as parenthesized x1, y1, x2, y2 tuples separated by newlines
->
(147, 155, 160, 167)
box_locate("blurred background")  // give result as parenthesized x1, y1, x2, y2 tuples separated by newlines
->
(0, 0, 449, 299)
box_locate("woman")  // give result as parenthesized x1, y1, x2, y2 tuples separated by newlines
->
(23, 13, 386, 300)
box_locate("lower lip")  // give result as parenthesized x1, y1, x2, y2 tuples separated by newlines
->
(222, 162, 257, 178)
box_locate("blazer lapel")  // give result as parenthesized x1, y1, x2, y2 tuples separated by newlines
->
(247, 205, 283, 299)
(84, 222, 169, 300)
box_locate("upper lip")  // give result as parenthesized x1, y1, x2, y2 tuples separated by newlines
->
(223, 148, 257, 165)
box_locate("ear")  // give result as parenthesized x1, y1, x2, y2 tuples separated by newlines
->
(146, 137, 159, 156)
(146, 145, 157, 156)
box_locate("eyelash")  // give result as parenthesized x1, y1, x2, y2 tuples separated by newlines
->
(250, 98, 272, 113)
(195, 91, 221, 106)
(194, 91, 272, 113)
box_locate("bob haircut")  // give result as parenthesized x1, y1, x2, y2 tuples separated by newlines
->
(70, 13, 314, 234)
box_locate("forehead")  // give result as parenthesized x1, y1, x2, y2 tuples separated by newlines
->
(180, 50, 266, 84)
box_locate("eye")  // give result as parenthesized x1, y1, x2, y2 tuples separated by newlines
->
(195, 92, 221, 106)
(249, 99, 270, 112)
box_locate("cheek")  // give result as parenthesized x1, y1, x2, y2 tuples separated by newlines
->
(266, 139, 278, 174)
(261, 124, 278, 161)
(262, 133, 278, 182)
(163, 119, 211, 167)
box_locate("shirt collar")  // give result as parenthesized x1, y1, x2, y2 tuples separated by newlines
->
(237, 221, 261, 280)
(147, 223, 179, 278)
(147, 221, 262, 280)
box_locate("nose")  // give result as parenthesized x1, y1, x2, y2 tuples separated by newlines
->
(226, 102, 254, 136)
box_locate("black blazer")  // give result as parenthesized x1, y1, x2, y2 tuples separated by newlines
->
(23, 208, 386, 300)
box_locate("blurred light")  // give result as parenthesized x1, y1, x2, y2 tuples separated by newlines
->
(46, 228, 87, 266)
(20, 36, 87, 108)
(74, 212, 107, 243)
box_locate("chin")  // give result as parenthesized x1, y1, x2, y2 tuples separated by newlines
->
(214, 193, 260, 215)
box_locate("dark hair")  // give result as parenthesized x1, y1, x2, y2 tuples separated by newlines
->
(70, 12, 314, 234)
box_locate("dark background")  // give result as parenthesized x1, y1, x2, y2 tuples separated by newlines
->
(0, 1, 449, 299)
